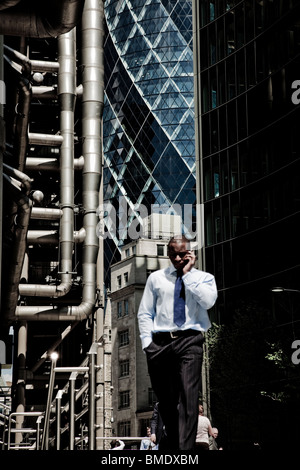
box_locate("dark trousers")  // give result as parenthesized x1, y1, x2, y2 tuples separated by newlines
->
(145, 331, 204, 451)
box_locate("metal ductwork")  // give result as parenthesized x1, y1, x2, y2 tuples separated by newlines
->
(25, 155, 84, 171)
(15, 0, 105, 321)
(2, 29, 76, 314)
(2, 172, 32, 320)
(0, 0, 84, 37)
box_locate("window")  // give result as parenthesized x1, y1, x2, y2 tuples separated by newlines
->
(148, 388, 157, 407)
(119, 359, 130, 377)
(118, 421, 131, 437)
(118, 299, 129, 318)
(139, 418, 151, 438)
(124, 272, 129, 284)
(117, 301, 122, 318)
(119, 390, 130, 409)
(125, 248, 130, 257)
(157, 244, 164, 256)
(124, 298, 129, 316)
(117, 275, 122, 289)
(119, 330, 129, 347)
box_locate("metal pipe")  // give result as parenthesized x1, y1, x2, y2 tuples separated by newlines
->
(25, 227, 85, 245)
(41, 353, 58, 450)
(74, 0, 104, 319)
(54, 366, 89, 373)
(3, 51, 31, 172)
(55, 390, 63, 450)
(3, 44, 31, 75)
(55, 27, 77, 296)
(18, 232, 86, 298)
(25, 155, 84, 171)
(0, 0, 84, 37)
(14, 322, 27, 447)
(32, 85, 57, 99)
(69, 372, 77, 450)
(36, 415, 43, 450)
(30, 207, 63, 220)
(14, 77, 31, 171)
(7, 412, 43, 450)
(3, 45, 59, 79)
(19, 283, 69, 298)
(30, 60, 59, 73)
(88, 343, 98, 450)
(17, 29, 77, 301)
(2, 174, 32, 322)
(27, 230, 58, 245)
(3, 163, 32, 193)
(28, 132, 63, 146)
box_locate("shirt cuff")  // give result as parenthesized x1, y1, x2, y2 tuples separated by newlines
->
(142, 336, 152, 350)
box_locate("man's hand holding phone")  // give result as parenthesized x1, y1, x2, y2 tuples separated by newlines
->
(182, 250, 195, 275)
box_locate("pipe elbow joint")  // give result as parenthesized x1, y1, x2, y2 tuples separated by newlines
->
(69, 301, 94, 320)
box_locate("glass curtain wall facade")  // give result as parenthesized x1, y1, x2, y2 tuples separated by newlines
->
(103, 0, 196, 278)
(197, 1, 300, 318)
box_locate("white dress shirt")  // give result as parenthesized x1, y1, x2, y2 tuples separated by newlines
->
(138, 264, 218, 349)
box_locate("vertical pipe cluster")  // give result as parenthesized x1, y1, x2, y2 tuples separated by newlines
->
(57, 28, 76, 297)
(76, 0, 104, 318)
(12, 31, 75, 300)
(15, 0, 105, 321)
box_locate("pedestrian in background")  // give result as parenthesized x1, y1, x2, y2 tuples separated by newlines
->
(110, 439, 125, 450)
(209, 427, 219, 450)
(140, 427, 158, 450)
(150, 402, 167, 450)
(195, 404, 214, 451)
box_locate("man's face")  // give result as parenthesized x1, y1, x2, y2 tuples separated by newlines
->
(168, 240, 190, 271)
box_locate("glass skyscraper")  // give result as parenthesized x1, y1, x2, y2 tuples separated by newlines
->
(195, 1, 300, 317)
(103, 0, 196, 275)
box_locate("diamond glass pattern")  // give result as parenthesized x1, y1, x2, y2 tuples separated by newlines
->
(103, 0, 195, 265)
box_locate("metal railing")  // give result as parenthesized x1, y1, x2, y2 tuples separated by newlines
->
(5, 342, 102, 450)
(7, 412, 44, 450)
(1, 405, 14, 450)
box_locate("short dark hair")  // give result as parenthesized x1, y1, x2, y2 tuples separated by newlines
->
(167, 235, 191, 251)
(110, 439, 120, 448)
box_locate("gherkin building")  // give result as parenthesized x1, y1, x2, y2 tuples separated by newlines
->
(103, 0, 196, 275)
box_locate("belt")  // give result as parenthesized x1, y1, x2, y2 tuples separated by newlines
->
(152, 329, 201, 345)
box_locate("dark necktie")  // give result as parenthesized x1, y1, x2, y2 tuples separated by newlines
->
(174, 270, 186, 327)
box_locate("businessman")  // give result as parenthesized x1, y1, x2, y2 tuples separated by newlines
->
(138, 235, 217, 451)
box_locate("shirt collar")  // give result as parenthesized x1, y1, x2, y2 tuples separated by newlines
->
(166, 264, 196, 276)
(166, 264, 177, 275)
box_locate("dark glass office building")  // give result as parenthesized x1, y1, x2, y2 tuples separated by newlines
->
(194, 0, 300, 449)
(195, 0, 300, 315)
(103, 0, 196, 276)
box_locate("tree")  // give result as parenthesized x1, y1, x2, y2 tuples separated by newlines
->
(207, 300, 300, 449)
